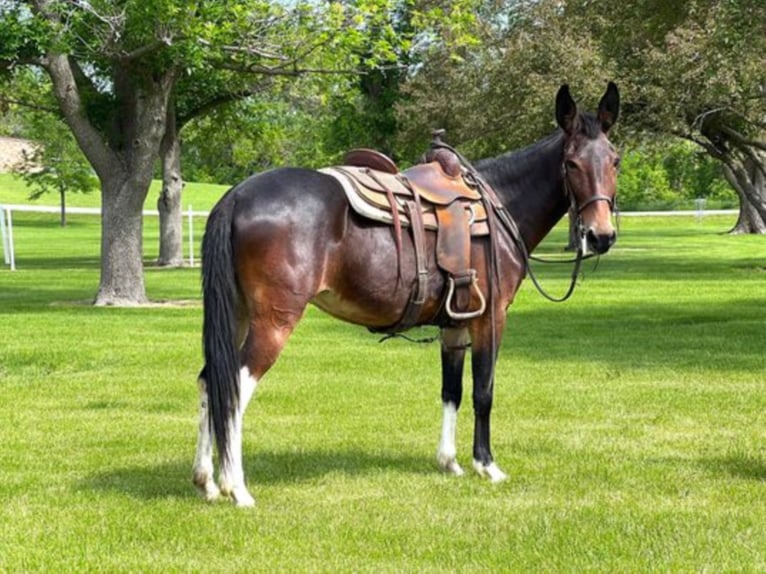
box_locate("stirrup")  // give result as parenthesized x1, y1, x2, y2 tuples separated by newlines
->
(445, 270, 486, 321)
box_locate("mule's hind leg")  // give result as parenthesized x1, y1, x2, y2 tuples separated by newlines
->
(218, 303, 306, 506)
(437, 327, 470, 476)
(192, 370, 221, 501)
(217, 364, 258, 507)
(194, 310, 249, 503)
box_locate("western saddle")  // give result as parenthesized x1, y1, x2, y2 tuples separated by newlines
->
(322, 131, 495, 333)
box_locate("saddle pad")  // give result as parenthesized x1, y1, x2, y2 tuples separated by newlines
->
(335, 166, 411, 197)
(320, 167, 490, 236)
(321, 167, 437, 230)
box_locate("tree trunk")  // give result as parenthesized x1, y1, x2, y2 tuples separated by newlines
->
(95, 174, 149, 305)
(59, 186, 66, 227)
(722, 159, 766, 234)
(730, 201, 766, 234)
(157, 105, 184, 267)
(90, 71, 174, 305)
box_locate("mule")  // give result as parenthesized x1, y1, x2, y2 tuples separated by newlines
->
(193, 83, 621, 506)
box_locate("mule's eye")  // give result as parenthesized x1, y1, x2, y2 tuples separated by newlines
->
(613, 157, 621, 169)
(565, 159, 579, 171)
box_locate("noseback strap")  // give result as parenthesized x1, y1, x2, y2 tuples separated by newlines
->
(577, 194, 614, 213)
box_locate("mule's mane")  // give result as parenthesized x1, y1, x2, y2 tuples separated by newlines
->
(475, 112, 602, 192)
(475, 130, 563, 195)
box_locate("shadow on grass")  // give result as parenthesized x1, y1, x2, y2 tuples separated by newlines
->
(700, 454, 766, 482)
(81, 449, 430, 500)
(503, 297, 765, 374)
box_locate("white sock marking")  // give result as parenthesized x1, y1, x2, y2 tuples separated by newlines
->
(437, 402, 464, 475)
(473, 460, 508, 483)
(192, 379, 220, 501)
(219, 366, 258, 506)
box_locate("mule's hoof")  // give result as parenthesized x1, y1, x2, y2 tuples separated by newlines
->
(192, 470, 221, 502)
(231, 487, 256, 508)
(437, 454, 465, 476)
(220, 481, 256, 507)
(199, 485, 222, 502)
(472, 460, 508, 483)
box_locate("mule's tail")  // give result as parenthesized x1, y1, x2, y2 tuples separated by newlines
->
(201, 191, 240, 470)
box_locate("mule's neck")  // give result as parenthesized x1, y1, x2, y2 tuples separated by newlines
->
(476, 131, 570, 251)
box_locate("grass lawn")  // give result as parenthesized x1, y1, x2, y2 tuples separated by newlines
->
(0, 177, 764, 572)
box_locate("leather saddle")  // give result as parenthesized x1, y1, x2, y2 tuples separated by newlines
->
(321, 142, 491, 332)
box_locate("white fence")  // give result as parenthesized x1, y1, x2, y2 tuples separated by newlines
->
(0, 203, 738, 270)
(0, 203, 210, 270)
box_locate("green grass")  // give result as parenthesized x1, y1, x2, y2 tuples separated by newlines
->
(0, 182, 765, 571)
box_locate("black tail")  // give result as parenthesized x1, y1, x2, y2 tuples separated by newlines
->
(201, 190, 240, 470)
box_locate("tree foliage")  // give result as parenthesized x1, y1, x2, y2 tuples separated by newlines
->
(15, 113, 97, 226)
(607, 0, 766, 231)
(1, 69, 96, 225)
(395, 0, 765, 231)
(0, 0, 412, 302)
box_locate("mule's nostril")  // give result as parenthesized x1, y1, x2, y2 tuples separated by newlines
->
(586, 229, 598, 249)
(586, 230, 615, 254)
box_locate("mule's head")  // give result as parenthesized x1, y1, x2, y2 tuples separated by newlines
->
(556, 82, 621, 254)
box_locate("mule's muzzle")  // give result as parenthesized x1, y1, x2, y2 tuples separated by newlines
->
(586, 229, 616, 254)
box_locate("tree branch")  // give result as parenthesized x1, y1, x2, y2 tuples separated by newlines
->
(177, 89, 258, 129)
(0, 97, 59, 115)
(675, 131, 726, 161)
(718, 124, 766, 152)
(215, 42, 290, 62)
(43, 53, 118, 179)
(215, 62, 364, 76)
(117, 37, 174, 63)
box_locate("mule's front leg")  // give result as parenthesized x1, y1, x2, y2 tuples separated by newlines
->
(218, 366, 258, 507)
(437, 327, 470, 476)
(470, 319, 508, 483)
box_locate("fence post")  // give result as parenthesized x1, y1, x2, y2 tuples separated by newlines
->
(0, 205, 8, 266)
(7, 207, 15, 271)
(695, 197, 706, 222)
(188, 205, 194, 267)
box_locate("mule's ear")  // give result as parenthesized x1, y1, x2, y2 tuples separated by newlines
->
(598, 81, 620, 133)
(555, 84, 579, 134)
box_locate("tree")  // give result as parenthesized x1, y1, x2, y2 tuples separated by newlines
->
(3, 0, 190, 304)
(1, 68, 97, 225)
(15, 113, 97, 226)
(576, 0, 766, 233)
(0, 0, 400, 302)
(397, 0, 765, 233)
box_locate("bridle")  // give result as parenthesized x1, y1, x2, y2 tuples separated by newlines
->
(561, 162, 616, 259)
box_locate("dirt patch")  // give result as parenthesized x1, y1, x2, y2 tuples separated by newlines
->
(0, 136, 35, 172)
